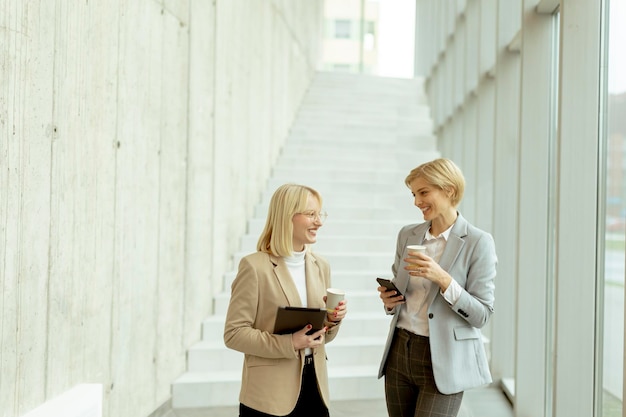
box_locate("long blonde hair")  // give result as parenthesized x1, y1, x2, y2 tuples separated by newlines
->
(257, 184, 323, 257)
(405, 158, 465, 207)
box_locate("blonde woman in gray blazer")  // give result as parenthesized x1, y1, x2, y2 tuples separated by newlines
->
(224, 184, 347, 417)
(377, 159, 497, 417)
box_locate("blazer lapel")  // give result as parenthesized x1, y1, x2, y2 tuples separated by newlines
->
(270, 254, 302, 307)
(406, 233, 426, 247)
(305, 252, 325, 309)
(438, 214, 468, 272)
(427, 214, 467, 301)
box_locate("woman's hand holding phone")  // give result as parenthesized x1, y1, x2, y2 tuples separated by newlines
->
(376, 278, 405, 311)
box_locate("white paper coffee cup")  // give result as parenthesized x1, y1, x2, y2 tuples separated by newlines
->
(407, 244, 426, 254)
(326, 288, 345, 313)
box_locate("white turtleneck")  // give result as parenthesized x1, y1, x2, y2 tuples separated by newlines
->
(284, 249, 307, 306)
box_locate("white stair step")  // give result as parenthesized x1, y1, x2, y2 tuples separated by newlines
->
(270, 167, 405, 184)
(325, 338, 385, 366)
(188, 341, 243, 372)
(294, 115, 431, 129)
(327, 365, 385, 400)
(223, 268, 394, 291)
(287, 139, 435, 152)
(201, 312, 393, 342)
(297, 252, 395, 270)
(240, 235, 396, 253)
(335, 312, 393, 338)
(245, 219, 419, 239)
(289, 124, 419, 136)
(213, 288, 390, 316)
(295, 103, 430, 116)
(278, 144, 435, 159)
(257, 188, 413, 207)
(250, 203, 419, 220)
(253, 202, 415, 220)
(172, 365, 385, 408)
(172, 371, 241, 408)
(274, 150, 440, 172)
(274, 157, 397, 171)
(187, 337, 385, 373)
(201, 316, 228, 340)
(230, 252, 394, 274)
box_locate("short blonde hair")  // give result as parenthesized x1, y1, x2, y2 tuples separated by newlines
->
(405, 158, 465, 207)
(257, 184, 323, 257)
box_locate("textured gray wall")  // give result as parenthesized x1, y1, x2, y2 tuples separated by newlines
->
(0, 1, 322, 416)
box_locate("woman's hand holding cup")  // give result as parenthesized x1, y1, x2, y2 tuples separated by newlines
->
(325, 288, 346, 322)
(406, 244, 427, 275)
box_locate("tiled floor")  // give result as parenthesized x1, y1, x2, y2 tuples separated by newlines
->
(165, 386, 513, 417)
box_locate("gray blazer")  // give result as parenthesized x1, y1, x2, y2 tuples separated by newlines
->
(377, 213, 497, 394)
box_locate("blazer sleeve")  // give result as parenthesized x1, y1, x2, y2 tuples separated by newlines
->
(223, 256, 299, 359)
(450, 231, 497, 329)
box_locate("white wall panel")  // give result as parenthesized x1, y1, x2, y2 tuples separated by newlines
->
(554, 1, 602, 415)
(185, 0, 215, 353)
(490, 48, 521, 385)
(498, 0, 522, 50)
(454, 22, 466, 109)
(460, 97, 478, 223)
(1, 1, 56, 413)
(109, 3, 164, 414)
(476, 79, 495, 234)
(480, 0, 497, 76)
(466, 0, 480, 94)
(515, 4, 553, 415)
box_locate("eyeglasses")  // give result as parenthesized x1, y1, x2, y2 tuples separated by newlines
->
(296, 210, 328, 223)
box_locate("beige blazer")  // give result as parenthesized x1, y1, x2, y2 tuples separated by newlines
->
(224, 250, 341, 416)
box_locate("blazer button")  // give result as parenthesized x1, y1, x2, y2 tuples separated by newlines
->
(428, 313, 434, 319)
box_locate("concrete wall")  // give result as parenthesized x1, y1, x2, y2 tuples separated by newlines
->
(0, 1, 322, 416)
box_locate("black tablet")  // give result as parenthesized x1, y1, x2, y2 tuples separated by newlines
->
(273, 306, 327, 335)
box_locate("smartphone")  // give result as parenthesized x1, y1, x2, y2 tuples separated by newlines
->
(376, 277, 403, 297)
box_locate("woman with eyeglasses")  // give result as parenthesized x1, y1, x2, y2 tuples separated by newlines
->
(224, 183, 347, 417)
(376, 158, 497, 417)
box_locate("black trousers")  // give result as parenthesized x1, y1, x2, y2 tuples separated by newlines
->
(239, 358, 329, 417)
(384, 328, 463, 417)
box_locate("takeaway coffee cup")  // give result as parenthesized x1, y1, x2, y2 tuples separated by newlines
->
(325, 288, 345, 313)
(406, 244, 427, 255)
(406, 244, 426, 275)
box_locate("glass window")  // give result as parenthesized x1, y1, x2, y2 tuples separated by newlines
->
(334, 19, 352, 39)
(602, 0, 626, 415)
(364, 21, 376, 50)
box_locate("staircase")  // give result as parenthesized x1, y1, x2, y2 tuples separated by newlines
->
(172, 71, 440, 408)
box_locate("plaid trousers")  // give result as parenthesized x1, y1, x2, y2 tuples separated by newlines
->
(384, 328, 464, 417)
